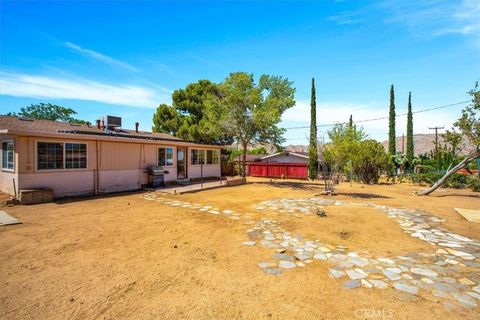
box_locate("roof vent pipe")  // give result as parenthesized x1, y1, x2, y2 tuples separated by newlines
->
(135, 122, 139, 133)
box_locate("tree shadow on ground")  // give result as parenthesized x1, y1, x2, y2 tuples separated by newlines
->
(53, 190, 147, 205)
(434, 193, 480, 199)
(331, 192, 391, 199)
(253, 181, 325, 191)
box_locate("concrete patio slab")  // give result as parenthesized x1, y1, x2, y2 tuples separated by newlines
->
(454, 208, 480, 223)
(0, 210, 22, 226)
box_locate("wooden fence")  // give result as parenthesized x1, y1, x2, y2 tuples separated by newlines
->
(248, 162, 308, 179)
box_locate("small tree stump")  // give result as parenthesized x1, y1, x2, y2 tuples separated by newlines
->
(316, 209, 327, 217)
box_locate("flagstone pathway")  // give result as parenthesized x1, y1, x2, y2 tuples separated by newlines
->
(141, 193, 480, 311)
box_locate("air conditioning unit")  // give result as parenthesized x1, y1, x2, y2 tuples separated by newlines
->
(106, 115, 122, 131)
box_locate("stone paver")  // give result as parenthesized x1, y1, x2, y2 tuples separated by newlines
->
(344, 279, 361, 289)
(141, 193, 480, 311)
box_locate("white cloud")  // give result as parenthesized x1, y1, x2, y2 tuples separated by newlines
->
(64, 41, 139, 72)
(0, 72, 167, 108)
(282, 100, 458, 142)
(325, 10, 365, 25)
(381, 0, 480, 45)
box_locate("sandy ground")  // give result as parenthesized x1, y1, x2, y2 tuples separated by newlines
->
(0, 178, 479, 320)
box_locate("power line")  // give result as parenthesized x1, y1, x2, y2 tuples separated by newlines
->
(283, 100, 470, 130)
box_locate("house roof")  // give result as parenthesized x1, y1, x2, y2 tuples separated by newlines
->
(259, 151, 309, 160)
(0, 116, 222, 148)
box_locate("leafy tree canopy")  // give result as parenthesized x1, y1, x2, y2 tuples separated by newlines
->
(455, 82, 479, 150)
(323, 121, 389, 183)
(442, 129, 463, 156)
(7, 103, 90, 125)
(323, 122, 366, 173)
(227, 146, 268, 161)
(354, 139, 391, 184)
(418, 83, 480, 195)
(211, 72, 295, 176)
(152, 80, 232, 145)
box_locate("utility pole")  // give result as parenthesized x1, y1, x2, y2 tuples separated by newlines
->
(401, 134, 405, 154)
(429, 126, 444, 173)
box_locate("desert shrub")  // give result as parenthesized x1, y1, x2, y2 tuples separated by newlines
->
(415, 164, 436, 173)
(468, 178, 480, 192)
(448, 174, 470, 187)
(449, 181, 466, 189)
(410, 173, 479, 191)
(410, 173, 442, 185)
(352, 139, 390, 184)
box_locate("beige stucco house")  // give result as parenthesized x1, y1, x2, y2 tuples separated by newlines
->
(0, 116, 222, 197)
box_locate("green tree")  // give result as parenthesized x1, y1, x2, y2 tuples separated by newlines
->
(7, 103, 90, 124)
(213, 72, 295, 177)
(249, 146, 268, 155)
(323, 122, 366, 175)
(456, 83, 480, 149)
(442, 129, 462, 156)
(419, 83, 480, 195)
(152, 103, 182, 135)
(388, 84, 396, 155)
(392, 152, 408, 173)
(323, 122, 389, 184)
(152, 80, 232, 144)
(406, 92, 414, 168)
(227, 146, 268, 161)
(353, 139, 390, 184)
(308, 78, 318, 180)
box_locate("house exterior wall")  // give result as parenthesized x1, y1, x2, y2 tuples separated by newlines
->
(20, 171, 95, 196)
(0, 136, 19, 196)
(261, 154, 307, 163)
(0, 170, 17, 196)
(0, 135, 222, 197)
(188, 162, 221, 179)
(187, 148, 221, 179)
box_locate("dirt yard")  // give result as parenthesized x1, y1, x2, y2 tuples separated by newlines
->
(0, 178, 479, 320)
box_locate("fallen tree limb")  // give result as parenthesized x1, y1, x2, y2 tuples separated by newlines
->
(417, 149, 480, 195)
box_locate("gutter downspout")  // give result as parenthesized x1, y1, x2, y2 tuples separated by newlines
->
(95, 139, 100, 195)
(138, 143, 143, 189)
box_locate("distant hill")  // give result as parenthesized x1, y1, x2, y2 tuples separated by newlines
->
(381, 133, 475, 156)
(284, 144, 308, 153)
(282, 134, 475, 156)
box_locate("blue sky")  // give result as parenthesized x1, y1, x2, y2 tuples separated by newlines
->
(1, 0, 479, 144)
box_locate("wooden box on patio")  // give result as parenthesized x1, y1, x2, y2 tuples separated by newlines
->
(19, 189, 54, 205)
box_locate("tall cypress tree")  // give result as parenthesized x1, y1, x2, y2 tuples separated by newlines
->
(308, 78, 318, 180)
(388, 84, 396, 155)
(406, 91, 414, 168)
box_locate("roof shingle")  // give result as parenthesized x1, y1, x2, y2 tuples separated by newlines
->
(0, 115, 183, 142)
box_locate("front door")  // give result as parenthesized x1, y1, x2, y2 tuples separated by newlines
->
(177, 147, 186, 179)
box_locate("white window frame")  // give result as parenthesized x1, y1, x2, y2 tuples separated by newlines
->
(1, 140, 15, 172)
(190, 149, 205, 166)
(205, 149, 220, 165)
(157, 146, 174, 167)
(35, 140, 88, 171)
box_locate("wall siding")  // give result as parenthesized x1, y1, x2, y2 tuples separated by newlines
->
(0, 135, 221, 197)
